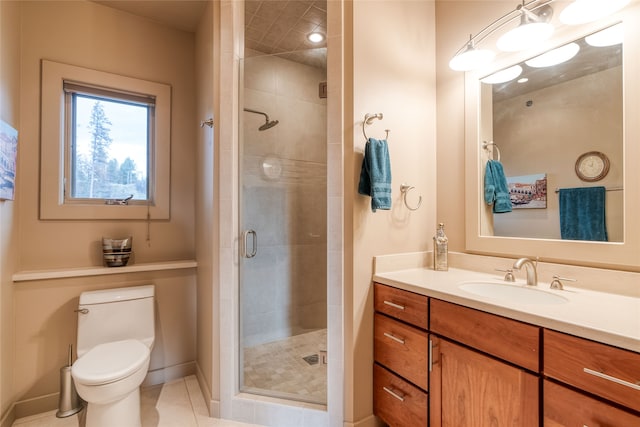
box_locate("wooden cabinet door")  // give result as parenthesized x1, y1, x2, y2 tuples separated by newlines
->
(543, 379, 640, 426)
(430, 335, 539, 427)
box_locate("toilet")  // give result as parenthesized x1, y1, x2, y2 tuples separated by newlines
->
(71, 285, 155, 427)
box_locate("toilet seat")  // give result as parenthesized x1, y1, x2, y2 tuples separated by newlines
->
(72, 339, 150, 386)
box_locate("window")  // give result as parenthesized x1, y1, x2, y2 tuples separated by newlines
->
(40, 60, 171, 220)
(64, 83, 152, 203)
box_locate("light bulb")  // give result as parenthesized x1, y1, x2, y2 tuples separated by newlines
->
(525, 42, 580, 68)
(449, 45, 495, 71)
(585, 23, 624, 47)
(560, 0, 629, 25)
(481, 65, 523, 84)
(497, 22, 554, 52)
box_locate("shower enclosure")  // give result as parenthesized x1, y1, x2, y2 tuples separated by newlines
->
(239, 49, 327, 404)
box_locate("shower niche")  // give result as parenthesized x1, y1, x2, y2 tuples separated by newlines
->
(239, 49, 328, 405)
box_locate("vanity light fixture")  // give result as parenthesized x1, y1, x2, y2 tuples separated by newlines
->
(585, 23, 624, 47)
(481, 65, 523, 84)
(496, 3, 554, 52)
(525, 42, 580, 67)
(560, 0, 630, 25)
(449, 38, 496, 71)
(307, 32, 325, 43)
(449, 0, 630, 72)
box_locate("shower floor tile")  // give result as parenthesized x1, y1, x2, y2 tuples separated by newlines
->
(243, 329, 327, 404)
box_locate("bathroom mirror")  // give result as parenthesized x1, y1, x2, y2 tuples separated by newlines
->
(464, 9, 640, 268)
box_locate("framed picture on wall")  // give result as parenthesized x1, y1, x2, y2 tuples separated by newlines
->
(507, 173, 547, 209)
(0, 119, 18, 201)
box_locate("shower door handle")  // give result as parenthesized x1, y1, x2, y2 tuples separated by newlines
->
(242, 229, 257, 258)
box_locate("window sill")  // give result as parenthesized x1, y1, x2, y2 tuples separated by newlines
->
(12, 260, 197, 282)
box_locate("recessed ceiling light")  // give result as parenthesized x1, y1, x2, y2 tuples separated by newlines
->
(518, 77, 529, 83)
(307, 32, 325, 43)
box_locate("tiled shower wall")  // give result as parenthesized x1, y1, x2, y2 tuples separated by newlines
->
(241, 53, 327, 347)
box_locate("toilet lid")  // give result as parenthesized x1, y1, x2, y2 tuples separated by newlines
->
(72, 339, 150, 386)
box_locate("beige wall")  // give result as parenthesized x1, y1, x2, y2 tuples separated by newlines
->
(346, 1, 437, 424)
(1, 0, 21, 420)
(10, 0, 197, 408)
(194, 0, 216, 412)
(436, 1, 508, 252)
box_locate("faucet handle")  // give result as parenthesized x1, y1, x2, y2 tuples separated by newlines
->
(549, 275, 576, 290)
(495, 268, 516, 282)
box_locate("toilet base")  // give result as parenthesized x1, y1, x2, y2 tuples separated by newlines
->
(85, 388, 141, 427)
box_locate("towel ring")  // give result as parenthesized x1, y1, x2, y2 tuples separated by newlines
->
(363, 113, 390, 141)
(482, 141, 501, 161)
(400, 184, 422, 211)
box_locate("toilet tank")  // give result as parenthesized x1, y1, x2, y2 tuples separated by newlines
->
(76, 285, 155, 357)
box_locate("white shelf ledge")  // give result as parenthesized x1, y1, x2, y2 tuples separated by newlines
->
(12, 260, 197, 282)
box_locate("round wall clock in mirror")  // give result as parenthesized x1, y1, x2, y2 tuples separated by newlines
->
(575, 151, 610, 182)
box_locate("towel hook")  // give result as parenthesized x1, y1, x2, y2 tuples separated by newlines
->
(400, 183, 422, 211)
(363, 113, 390, 141)
(482, 141, 501, 161)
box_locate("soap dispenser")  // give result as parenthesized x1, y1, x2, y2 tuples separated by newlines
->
(433, 223, 448, 271)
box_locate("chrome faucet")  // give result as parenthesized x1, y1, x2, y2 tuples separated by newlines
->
(512, 257, 538, 287)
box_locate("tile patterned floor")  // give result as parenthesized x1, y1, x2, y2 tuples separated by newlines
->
(242, 329, 327, 404)
(12, 376, 263, 427)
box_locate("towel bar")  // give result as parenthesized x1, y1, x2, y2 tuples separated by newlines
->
(482, 141, 501, 161)
(400, 184, 422, 211)
(362, 113, 390, 141)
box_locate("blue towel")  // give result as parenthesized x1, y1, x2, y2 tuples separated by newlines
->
(358, 138, 391, 212)
(559, 187, 608, 241)
(484, 160, 512, 213)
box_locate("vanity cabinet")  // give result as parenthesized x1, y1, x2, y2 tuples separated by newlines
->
(429, 299, 540, 427)
(373, 284, 429, 426)
(373, 282, 640, 426)
(543, 329, 640, 424)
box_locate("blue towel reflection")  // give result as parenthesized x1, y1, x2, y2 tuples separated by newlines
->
(559, 186, 608, 241)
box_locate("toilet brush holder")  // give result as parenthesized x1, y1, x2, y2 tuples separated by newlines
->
(56, 345, 84, 418)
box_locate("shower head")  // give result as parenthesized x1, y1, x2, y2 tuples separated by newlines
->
(243, 107, 279, 131)
(259, 120, 279, 131)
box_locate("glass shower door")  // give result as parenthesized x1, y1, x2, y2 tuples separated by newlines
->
(239, 51, 327, 404)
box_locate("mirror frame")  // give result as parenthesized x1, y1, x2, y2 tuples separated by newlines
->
(464, 7, 640, 269)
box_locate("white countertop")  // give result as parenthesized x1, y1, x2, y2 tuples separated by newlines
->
(373, 267, 640, 353)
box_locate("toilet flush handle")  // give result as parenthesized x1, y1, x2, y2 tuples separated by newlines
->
(74, 308, 89, 314)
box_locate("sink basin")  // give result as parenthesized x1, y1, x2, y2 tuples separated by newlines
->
(459, 281, 569, 305)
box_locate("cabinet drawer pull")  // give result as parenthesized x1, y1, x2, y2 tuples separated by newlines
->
(383, 332, 405, 345)
(383, 386, 405, 402)
(583, 368, 640, 391)
(383, 300, 405, 310)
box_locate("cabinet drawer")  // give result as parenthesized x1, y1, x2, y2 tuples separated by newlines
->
(374, 363, 427, 427)
(430, 299, 540, 371)
(544, 380, 640, 426)
(374, 313, 428, 390)
(374, 283, 428, 329)
(544, 329, 640, 413)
